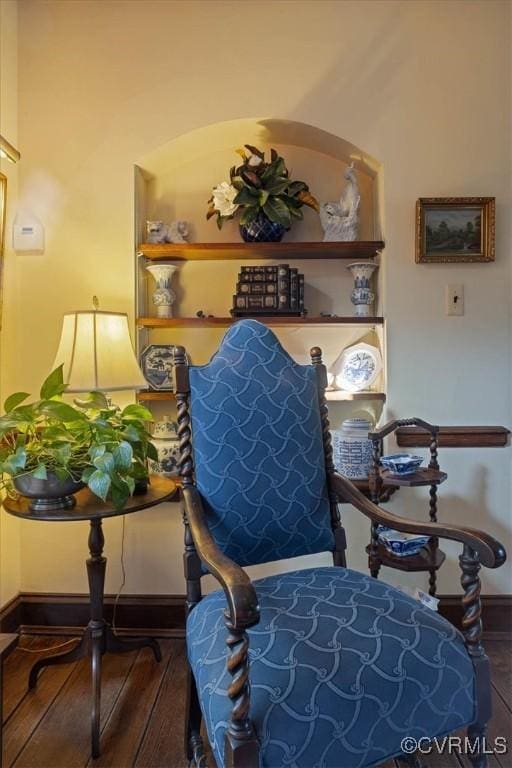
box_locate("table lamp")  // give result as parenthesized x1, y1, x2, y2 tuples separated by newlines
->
(52, 298, 146, 392)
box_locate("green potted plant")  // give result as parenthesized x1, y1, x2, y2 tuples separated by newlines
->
(0, 365, 158, 511)
(207, 145, 319, 242)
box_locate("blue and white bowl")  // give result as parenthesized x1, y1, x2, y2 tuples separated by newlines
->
(380, 453, 423, 476)
(377, 526, 430, 557)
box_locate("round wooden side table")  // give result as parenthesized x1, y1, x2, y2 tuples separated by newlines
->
(3, 475, 178, 759)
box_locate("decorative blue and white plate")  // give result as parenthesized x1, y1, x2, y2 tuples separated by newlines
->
(335, 342, 383, 392)
(140, 345, 175, 390)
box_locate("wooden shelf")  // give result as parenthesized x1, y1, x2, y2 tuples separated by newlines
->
(138, 241, 384, 261)
(326, 391, 386, 402)
(138, 390, 385, 404)
(366, 542, 446, 573)
(137, 316, 384, 328)
(380, 467, 447, 487)
(138, 390, 386, 404)
(137, 390, 175, 401)
(396, 425, 510, 448)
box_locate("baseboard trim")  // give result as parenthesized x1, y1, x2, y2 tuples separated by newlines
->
(1, 592, 510, 637)
(438, 594, 512, 635)
(0, 592, 186, 638)
(0, 593, 22, 634)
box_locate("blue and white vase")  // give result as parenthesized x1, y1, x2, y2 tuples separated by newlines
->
(332, 418, 373, 480)
(347, 261, 377, 317)
(146, 263, 178, 318)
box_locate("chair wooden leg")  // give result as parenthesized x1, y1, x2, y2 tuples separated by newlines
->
(465, 654, 492, 768)
(460, 546, 493, 768)
(224, 620, 259, 768)
(224, 734, 260, 768)
(397, 753, 426, 768)
(185, 668, 206, 767)
(467, 723, 488, 768)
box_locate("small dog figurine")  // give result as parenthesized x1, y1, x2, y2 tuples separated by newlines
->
(146, 220, 189, 244)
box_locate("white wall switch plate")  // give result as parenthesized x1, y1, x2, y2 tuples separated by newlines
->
(446, 284, 464, 316)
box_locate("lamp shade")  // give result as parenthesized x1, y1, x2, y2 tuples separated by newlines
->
(52, 311, 147, 392)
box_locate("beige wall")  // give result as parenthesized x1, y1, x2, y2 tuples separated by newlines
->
(1, 0, 510, 600)
(0, 0, 21, 605)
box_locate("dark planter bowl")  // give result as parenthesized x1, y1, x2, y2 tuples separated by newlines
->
(134, 478, 148, 495)
(239, 213, 286, 243)
(14, 472, 85, 512)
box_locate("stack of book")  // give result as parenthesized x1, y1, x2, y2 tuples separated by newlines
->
(231, 264, 305, 317)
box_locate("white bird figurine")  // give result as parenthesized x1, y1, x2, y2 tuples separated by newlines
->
(320, 162, 361, 241)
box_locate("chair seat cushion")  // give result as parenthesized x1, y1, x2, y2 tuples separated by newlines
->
(187, 567, 475, 768)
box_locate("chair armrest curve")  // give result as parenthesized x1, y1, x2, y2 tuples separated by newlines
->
(331, 472, 506, 569)
(182, 485, 260, 628)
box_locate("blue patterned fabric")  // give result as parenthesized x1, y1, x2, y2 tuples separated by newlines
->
(189, 320, 334, 567)
(188, 567, 475, 768)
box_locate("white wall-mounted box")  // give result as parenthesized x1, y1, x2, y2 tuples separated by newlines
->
(13, 218, 44, 252)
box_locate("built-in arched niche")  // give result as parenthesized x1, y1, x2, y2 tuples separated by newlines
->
(135, 117, 383, 244)
(134, 118, 385, 426)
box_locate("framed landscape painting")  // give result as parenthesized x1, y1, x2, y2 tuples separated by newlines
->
(416, 197, 495, 263)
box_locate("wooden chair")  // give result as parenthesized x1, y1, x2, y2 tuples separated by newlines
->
(175, 319, 506, 768)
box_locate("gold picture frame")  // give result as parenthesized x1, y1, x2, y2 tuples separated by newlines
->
(0, 172, 6, 258)
(416, 197, 495, 263)
(0, 173, 6, 329)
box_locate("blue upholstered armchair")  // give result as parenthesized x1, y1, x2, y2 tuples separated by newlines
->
(175, 319, 506, 768)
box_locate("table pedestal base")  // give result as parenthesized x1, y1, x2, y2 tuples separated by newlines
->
(27, 518, 161, 759)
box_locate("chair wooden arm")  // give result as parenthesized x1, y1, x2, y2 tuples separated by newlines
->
(331, 472, 506, 569)
(182, 485, 260, 629)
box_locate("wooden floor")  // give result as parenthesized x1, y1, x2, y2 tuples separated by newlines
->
(2, 634, 511, 768)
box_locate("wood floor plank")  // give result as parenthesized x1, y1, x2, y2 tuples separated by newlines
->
(134, 641, 189, 768)
(3, 635, 37, 722)
(486, 688, 512, 768)
(2, 636, 76, 721)
(2, 642, 77, 768)
(88, 642, 175, 768)
(455, 746, 502, 768)
(2, 634, 511, 768)
(486, 639, 512, 710)
(397, 749, 461, 767)
(454, 690, 509, 768)
(422, 747, 461, 766)
(12, 649, 137, 768)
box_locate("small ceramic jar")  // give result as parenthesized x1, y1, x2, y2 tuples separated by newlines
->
(149, 418, 180, 477)
(331, 418, 373, 480)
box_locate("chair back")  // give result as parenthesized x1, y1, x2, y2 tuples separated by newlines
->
(185, 319, 334, 567)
